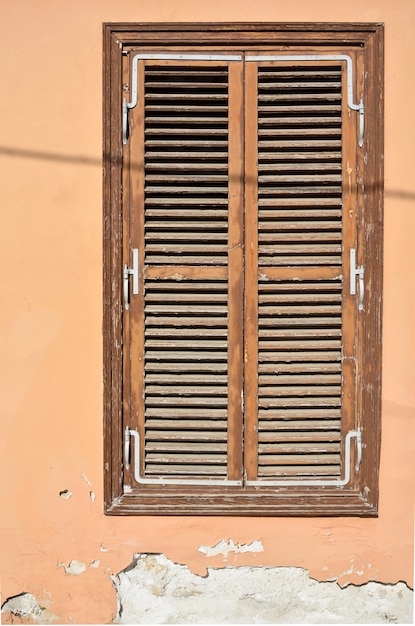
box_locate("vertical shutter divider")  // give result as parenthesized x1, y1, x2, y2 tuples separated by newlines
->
(227, 61, 244, 481)
(244, 61, 260, 481)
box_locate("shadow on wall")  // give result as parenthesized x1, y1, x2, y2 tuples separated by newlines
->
(0, 144, 413, 201)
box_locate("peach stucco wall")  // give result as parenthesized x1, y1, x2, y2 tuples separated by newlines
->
(0, 1, 414, 623)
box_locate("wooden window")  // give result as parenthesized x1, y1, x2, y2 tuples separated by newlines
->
(103, 23, 384, 515)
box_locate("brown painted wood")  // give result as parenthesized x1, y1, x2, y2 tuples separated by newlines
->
(226, 61, 244, 481)
(243, 60, 259, 482)
(103, 22, 383, 516)
(103, 27, 124, 508)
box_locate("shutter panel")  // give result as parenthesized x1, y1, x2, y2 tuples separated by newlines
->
(245, 61, 352, 482)
(129, 60, 243, 483)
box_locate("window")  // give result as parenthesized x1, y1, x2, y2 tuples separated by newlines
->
(103, 23, 384, 515)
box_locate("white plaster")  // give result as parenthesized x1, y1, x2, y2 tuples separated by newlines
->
(112, 553, 414, 624)
(59, 559, 87, 575)
(1, 592, 56, 624)
(90, 559, 100, 568)
(59, 489, 72, 499)
(198, 539, 264, 558)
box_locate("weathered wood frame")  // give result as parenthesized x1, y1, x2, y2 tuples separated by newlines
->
(103, 23, 384, 516)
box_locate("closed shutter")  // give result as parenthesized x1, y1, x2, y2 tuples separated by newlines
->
(244, 59, 357, 485)
(127, 58, 244, 484)
(106, 25, 383, 516)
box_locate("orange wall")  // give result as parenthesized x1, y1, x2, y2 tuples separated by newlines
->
(0, 1, 414, 623)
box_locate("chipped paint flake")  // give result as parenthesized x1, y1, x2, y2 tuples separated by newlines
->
(59, 489, 72, 499)
(81, 473, 92, 487)
(89, 559, 100, 568)
(198, 539, 264, 558)
(58, 559, 86, 575)
(1, 592, 57, 624)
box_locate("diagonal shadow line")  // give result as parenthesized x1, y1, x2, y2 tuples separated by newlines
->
(0, 145, 414, 201)
(0, 145, 103, 166)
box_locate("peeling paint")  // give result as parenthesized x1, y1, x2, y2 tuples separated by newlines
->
(100, 543, 110, 552)
(198, 539, 264, 558)
(59, 489, 72, 499)
(89, 559, 100, 568)
(113, 554, 414, 624)
(58, 560, 86, 575)
(1, 592, 57, 624)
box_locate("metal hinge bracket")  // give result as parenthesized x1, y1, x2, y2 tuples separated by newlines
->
(123, 248, 139, 310)
(350, 248, 365, 311)
(124, 427, 242, 487)
(122, 53, 243, 144)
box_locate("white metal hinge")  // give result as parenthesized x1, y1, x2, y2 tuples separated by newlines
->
(350, 248, 365, 311)
(124, 427, 361, 489)
(123, 248, 139, 311)
(246, 54, 364, 147)
(122, 53, 243, 144)
(124, 427, 243, 487)
(246, 430, 362, 488)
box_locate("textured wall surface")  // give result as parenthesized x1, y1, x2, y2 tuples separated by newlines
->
(112, 554, 413, 624)
(0, 0, 414, 623)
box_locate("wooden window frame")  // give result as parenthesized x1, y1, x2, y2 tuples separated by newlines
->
(103, 23, 384, 516)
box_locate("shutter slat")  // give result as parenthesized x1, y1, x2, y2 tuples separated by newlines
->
(146, 339, 228, 349)
(258, 414, 341, 423)
(146, 385, 228, 396)
(259, 397, 341, 408)
(145, 464, 226, 476)
(146, 362, 227, 372)
(146, 374, 228, 384)
(146, 442, 228, 452)
(145, 407, 228, 418)
(146, 431, 226, 442)
(259, 374, 341, 384)
(259, 329, 340, 338)
(259, 465, 340, 477)
(146, 162, 227, 170)
(259, 362, 340, 373)
(146, 328, 228, 337)
(259, 386, 341, 397)
(259, 442, 340, 455)
(259, 351, 340, 362)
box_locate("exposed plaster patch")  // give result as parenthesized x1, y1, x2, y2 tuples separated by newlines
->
(89, 491, 96, 502)
(89, 559, 100, 569)
(58, 559, 86, 575)
(1, 593, 57, 624)
(112, 553, 414, 624)
(100, 543, 110, 552)
(59, 489, 72, 499)
(198, 539, 264, 558)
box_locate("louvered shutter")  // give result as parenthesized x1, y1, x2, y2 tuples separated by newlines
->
(127, 59, 244, 484)
(244, 59, 357, 484)
(109, 28, 382, 516)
